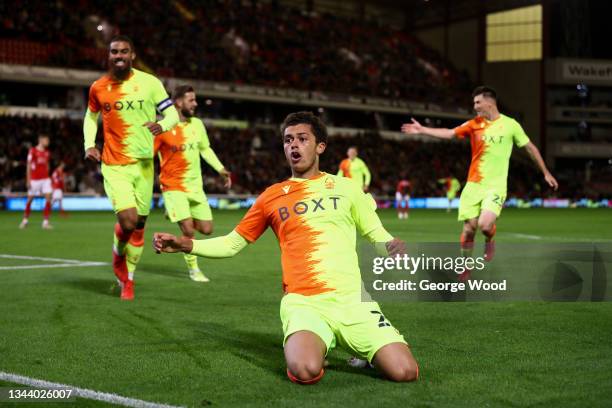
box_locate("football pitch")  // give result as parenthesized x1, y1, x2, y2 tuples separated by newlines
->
(1, 208, 611, 407)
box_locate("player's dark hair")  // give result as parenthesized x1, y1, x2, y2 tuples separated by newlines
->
(472, 86, 497, 101)
(172, 85, 195, 101)
(109, 35, 135, 52)
(39, 134, 49, 139)
(280, 111, 328, 144)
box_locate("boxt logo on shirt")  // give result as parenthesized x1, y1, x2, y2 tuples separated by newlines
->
(278, 196, 341, 221)
(102, 100, 145, 112)
(170, 143, 197, 153)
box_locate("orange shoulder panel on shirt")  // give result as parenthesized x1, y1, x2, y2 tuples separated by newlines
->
(339, 159, 352, 177)
(92, 76, 132, 165)
(157, 126, 189, 192)
(235, 175, 333, 296)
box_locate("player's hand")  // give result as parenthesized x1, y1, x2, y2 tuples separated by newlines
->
(386, 238, 406, 257)
(220, 168, 232, 189)
(144, 122, 163, 136)
(544, 172, 559, 191)
(153, 233, 192, 253)
(85, 147, 101, 162)
(401, 118, 423, 135)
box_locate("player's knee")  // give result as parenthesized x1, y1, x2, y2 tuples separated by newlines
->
(478, 221, 494, 235)
(462, 225, 476, 238)
(287, 360, 324, 383)
(120, 219, 137, 233)
(384, 362, 418, 382)
(136, 218, 147, 230)
(198, 223, 213, 235)
(182, 228, 195, 239)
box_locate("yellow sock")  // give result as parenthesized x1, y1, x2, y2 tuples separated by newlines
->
(126, 228, 145, 280)
(184, 253, 200, 271)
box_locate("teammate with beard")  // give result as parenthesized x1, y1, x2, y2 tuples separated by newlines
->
(154, 85, 231, 282)
(83, 35, 179, 300)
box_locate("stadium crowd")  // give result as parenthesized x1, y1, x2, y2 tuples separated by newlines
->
(1, 115, 595, 200)
(1, 0, 470, 106)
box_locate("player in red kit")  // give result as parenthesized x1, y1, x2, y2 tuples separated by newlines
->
(51, 161, 67, 216)
(20, 134, 53, 229)
(396, 179, 411, 220)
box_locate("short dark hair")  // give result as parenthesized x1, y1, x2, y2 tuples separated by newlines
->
(280, 111, 328, 144)
(472, 86, 497, 101)
(109, 35, 135, 52)
(172, 85, 195, 101)
(39, 134, 49, 139)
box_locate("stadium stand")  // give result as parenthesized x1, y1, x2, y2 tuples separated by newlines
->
(0, 0, 471, 105)
(2, 115, 585, 199)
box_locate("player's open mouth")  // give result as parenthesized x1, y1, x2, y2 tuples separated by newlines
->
(290, 151, 302, 163)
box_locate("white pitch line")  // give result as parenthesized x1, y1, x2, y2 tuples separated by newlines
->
(0, 371, 185, 408)
(506, 233, 543, 240)
(0, 254, 87, 263)
(0, 262, 107, 271)
(0, 254, 108, 271)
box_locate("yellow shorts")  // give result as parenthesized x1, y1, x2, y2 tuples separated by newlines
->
(280, 292, 406, 363)
(458, 181, 506, 221)
(162, 189, 212, 223)
(101, 160, 154, 215)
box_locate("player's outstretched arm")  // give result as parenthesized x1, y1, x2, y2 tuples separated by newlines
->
(153, 230, 248, 258)
(401, 118, 455, 140)
(523, 142, 559, 190)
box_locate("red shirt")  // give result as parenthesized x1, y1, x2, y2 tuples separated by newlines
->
(396, 180, 411, 195)
(51, 168, 64, 190)
(28, 147, 50, 180)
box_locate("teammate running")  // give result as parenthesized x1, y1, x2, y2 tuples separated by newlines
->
(154, 112, 418, 384)
(20, 134, 53, 229)
(83, 35, 179, 300)
(401, 86, 558, 262)
(337, 146, 371, 192)
(437, 176, 461, 212)
(154, 85, 231, 282)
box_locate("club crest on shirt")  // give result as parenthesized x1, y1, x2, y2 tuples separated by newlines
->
(324, 177, 335, 189)
(282, 185, 291, 194)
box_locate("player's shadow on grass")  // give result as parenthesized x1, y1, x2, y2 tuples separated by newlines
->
(138, 261, 188, 280)
(194, 322, 384, 381)
(194, 322, 286, 377)
(67, 276, 120, 298)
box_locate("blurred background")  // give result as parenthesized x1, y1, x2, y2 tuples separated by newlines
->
(1, 0, 611, 208)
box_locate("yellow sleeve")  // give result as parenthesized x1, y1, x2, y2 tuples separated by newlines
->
(190, 230, 249, 258)
(198, 121, 224, 172)
(83, 108, 100, 150)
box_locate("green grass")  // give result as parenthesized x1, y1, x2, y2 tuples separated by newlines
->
(1, 209, 611, 407)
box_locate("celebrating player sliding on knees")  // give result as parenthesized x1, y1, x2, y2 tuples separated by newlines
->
(401, 86, 558, 277)
(154, 111, 418, 384)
